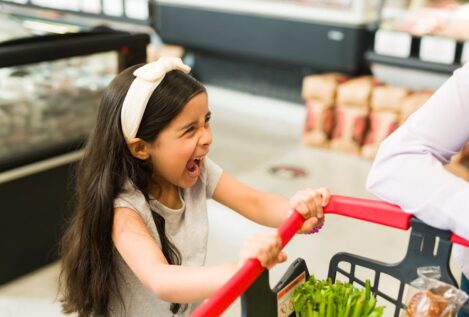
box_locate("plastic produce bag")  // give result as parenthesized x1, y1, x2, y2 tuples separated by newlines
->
(405, 267, 468, 317)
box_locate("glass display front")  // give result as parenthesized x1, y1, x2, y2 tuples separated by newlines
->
(380, 0, 469, 40)
(0, 51, 117, 162)
(0, 13, 33, 42)
(0, 0, 150, 21)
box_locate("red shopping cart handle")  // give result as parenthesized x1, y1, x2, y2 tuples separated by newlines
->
(325, 195, 469, 247)
(324, 195, 411, 229)
(190, 211, 305, 317)
(451, 234, 469, 247)
(190, 195, 469, 317)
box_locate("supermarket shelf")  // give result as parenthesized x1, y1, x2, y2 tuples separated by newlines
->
(0, 29, 149, 68)
(366, 51, 461, 75)
(0, 1, 150, 25)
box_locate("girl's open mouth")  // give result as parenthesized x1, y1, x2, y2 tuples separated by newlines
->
(185, 156, 204, 178)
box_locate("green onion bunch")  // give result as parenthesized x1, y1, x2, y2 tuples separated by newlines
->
(292, 276, 384, 317)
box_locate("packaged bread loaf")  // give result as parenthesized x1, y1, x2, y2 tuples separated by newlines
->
(406, 290, 452, 317)
(336, 76, 375, 107)
(330, 105, 369, 154)
(361, 110, 400, 159)
(371, 85, 409, 112)
(302, 99, 335, 147)
(405, 266, 468, 317)
(302, 73, 348, 105)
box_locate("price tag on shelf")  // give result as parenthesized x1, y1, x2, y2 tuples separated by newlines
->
(125, 0, 149, 20)
(64, 0, 80, 11)
(374, 29, 412, 58)
(419, 36, 456, 64)
(103, 0, 123, 17)
(461, 41, 469, 64)
(32, 0, 79, 10)
(30, 0, 48, 6)
(81, 0, 101, 14)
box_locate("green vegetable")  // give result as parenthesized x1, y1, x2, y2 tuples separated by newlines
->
(307, 301, 314, 317)
(326, 294, 334, 317)
(351, 293, 366, 317)
(365, 280, 371, 300)
(343, 294, 354, 317)
(367, 306, 383, 317)
(319, 293, 326, 317)
(292, 276, 385, 317)
(364, 296, 377, 315)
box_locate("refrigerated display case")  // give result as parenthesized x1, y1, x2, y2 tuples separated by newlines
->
(0, 0, 151, 26)
(366, 0, 469, 87)
(152, 0, 379, 103)
(0, 14, 149, 284)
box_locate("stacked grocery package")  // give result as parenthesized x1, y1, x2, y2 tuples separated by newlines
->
(301, 73, 432, 159)
(301, 73, 346, 148)
(361, 86, 409, 159)
(330, 76, 374, 155)
(302, 72, 469, 178)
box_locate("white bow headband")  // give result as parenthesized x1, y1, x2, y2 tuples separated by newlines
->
(120, 57, 191, 141)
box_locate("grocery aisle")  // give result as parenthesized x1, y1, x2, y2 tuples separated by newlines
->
(0, 86, 460, 317)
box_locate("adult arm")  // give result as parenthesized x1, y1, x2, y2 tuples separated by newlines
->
(367, 64, 469, 240)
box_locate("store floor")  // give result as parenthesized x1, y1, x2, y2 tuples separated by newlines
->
(0, 86, 461, 317)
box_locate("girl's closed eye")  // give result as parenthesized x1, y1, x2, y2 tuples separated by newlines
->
(179, 124, 196, 137)
(182, 114, 211, 137)
(184, 126, 196, 135)
(205, 113, 211, 122)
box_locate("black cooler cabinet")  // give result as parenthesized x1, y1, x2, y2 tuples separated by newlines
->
(0, 22, 149, 284)
(152, 0, 376, 102)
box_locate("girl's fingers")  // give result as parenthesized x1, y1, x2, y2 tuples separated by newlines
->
(277, 251, 288, 263)
(289, 194, 308, 216)
(300, 217, 318, 233)
(291, 191, 318, 219)
(290, 188, 331, 220)
(311, 191, 324, 219)
(317, 187, 331, 207)
(241, 232, 284, 269)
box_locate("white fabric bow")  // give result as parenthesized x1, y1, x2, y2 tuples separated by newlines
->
(121, 57, 191, 141)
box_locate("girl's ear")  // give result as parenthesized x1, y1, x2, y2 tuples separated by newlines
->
(127, 138, 151, 160)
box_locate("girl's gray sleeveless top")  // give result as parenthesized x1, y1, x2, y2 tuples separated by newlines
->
(110, 157, 222, 316)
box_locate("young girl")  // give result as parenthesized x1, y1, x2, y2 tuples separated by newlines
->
(59, 57, 330, 317)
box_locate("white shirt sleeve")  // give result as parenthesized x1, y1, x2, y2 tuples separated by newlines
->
(367, 64, 469, 239)
(366, 64, 469, 278)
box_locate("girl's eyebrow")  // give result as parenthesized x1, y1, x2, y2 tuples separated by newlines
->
(178, 111, 211, 131)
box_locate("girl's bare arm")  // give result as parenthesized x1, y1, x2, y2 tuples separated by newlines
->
(212, 172, 329, 233)
(112, 207, 283, 303)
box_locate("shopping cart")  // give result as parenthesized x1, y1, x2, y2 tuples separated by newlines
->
(191, 195, 469, 317)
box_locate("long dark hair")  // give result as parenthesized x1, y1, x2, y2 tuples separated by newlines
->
(59, 64, 206, 317)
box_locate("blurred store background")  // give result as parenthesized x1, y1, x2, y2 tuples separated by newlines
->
(0, 0, 468, 316)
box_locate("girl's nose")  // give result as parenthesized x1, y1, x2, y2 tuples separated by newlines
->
(200, 126, 212, 146)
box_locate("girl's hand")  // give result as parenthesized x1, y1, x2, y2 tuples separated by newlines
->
(289, 188, 330, 234)
(238, 232, 287, 269)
